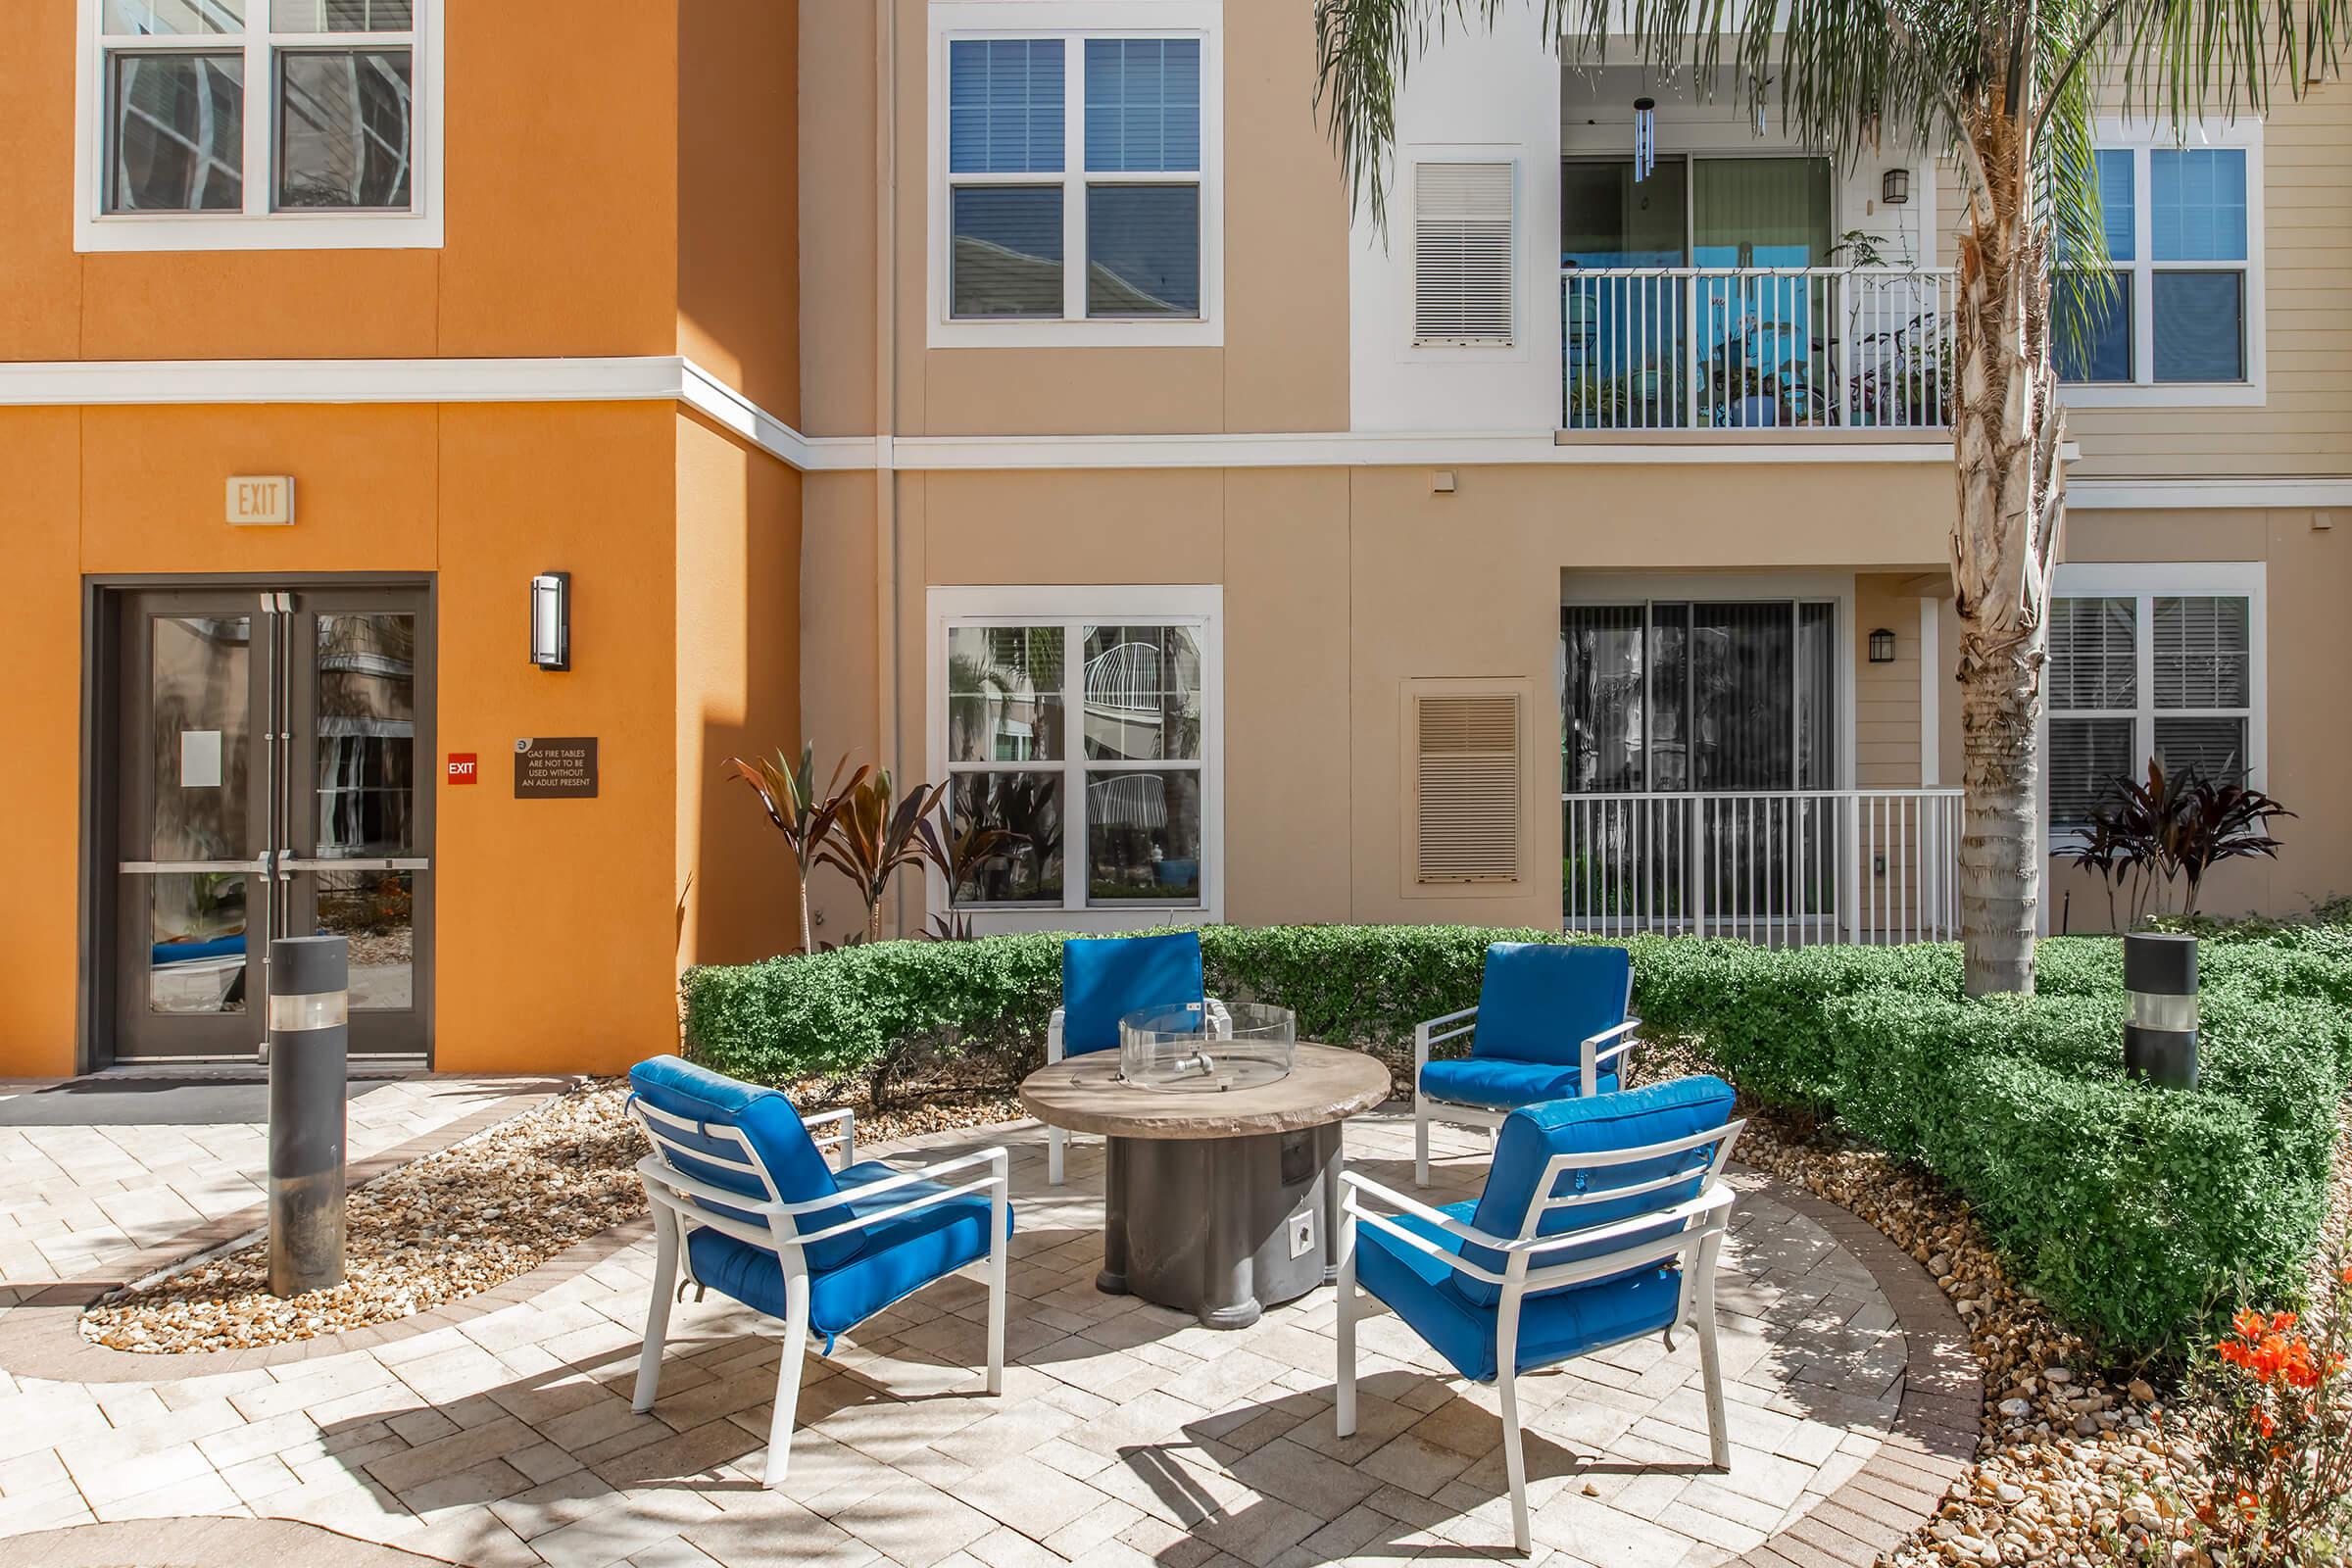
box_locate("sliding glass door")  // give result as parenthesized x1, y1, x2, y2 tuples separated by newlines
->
(1562, 600, 1839, 926)
(1561, 155, 1836, 428)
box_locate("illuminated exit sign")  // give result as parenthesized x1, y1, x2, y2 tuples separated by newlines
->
(226, 475, 295, 526)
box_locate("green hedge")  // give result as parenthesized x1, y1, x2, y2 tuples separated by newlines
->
(681, 923, 2352, 1354)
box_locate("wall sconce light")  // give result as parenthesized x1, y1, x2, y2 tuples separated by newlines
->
(530, 571, 570, 671)
(1868, 626, 1897, 663)
(1881, 168, 1911, 205)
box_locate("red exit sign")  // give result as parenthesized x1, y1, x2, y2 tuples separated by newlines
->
(446, 753, 478, 785)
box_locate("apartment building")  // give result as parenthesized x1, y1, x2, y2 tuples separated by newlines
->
(3, 1, 2344, 1077)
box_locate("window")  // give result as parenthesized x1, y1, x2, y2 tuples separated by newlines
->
(77, 0, 443, 250)
(2046, 565, 2263, 833)
(2055, 128, 2261, 402)
(930, 2, 1221, 347)
(930, 586, 1221, 927)
(1561, 600, 1840, 794)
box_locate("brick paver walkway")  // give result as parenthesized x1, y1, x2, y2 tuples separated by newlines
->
(0, 1077, 568, 1290)
(0, 1109, 1973, 1568)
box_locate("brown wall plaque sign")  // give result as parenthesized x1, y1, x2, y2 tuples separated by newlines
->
(514, 737, 598, 799)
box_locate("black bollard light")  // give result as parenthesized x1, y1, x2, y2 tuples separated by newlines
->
(268, 934, 350, 1296)
(2123, 931, 2199, 1090)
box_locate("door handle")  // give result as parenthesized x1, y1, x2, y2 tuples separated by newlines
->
(275, 857, 430, 872)
(118, 858, 270, 874)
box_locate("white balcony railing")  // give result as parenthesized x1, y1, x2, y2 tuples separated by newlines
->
(1561, 267, 1956, 433)
(1563, 788, 1964, 946)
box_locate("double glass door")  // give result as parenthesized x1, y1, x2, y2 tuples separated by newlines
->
(111, 586, 433, 1061)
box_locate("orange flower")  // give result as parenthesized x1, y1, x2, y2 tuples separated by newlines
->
(2233, 1308, 2269, 1340)
(2258, 1410, 2277, 1437)
(2270, 1311, 2299, 1335)
(2338, 1263, 2351, 1285)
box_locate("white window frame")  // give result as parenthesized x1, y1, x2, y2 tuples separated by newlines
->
(926, 0, 1223, 349)
(2040, 561, 2268, 848)
(74, 0, 446, 253)
(924, 584, 1224, 933)
(2058, 119, 2264, 409)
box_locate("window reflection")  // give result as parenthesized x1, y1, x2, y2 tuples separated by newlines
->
(148, 873, 248, 1014)
(315, 613, 416, 858)
(949, 773, 1064, 905)
(150, 615, 251, 860)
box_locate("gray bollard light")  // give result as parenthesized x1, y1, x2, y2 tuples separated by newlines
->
(268, 935, 350, 1297)
(2124, 931, 2199, 1090)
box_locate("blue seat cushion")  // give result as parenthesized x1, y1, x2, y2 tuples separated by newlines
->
(684, 1160, 1013, 1348)
(1454, 1075, 1740, 1308)
(629, 1055, 863, 1272)
(1353, 1199, 1685, 1383)
(1473, 943, 1633, 1066)
(1419, 1057, 1619, 1109)
(1061, 931, 1205, 1056)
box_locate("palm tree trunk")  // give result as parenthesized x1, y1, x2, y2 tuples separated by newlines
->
(1949, 113, 2067, 996)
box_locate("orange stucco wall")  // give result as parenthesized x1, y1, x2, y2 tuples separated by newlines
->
(0, 401, 805, 1078)
(0, 3, 682, 364)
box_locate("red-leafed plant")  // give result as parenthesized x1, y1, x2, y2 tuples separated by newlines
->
(2184, 1259, 2352, 1563)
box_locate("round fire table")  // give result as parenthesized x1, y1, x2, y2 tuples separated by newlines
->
(1019, 1043, 1392, 1329)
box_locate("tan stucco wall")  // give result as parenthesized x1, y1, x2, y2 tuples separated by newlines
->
(825, 460, 1961, 934)
(798, 0, 1351, 441)
(2047, 506, 2352, 926)
(680, 1, 801, 421)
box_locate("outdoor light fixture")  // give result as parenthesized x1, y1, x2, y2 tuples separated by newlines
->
(1868, 627, 1897, 663)
(2124, 931, 2199, 1088)
(1882, 168, 1912, 205)
(530, 571, 570, 671)
(1632, 98, 1656, 182)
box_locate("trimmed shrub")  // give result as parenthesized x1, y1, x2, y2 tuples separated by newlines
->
(680, 921, 2352, 1354)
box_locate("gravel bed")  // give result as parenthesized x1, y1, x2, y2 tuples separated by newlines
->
(1628, 1041, 2352, 1568)
(83, 1081, 649, 1353)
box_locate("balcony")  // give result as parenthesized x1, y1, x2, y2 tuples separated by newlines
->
(1563, 787, 1965, 946)
(1560, 266, 1956, 433)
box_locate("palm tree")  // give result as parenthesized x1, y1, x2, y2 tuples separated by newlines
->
(1314, 0, 2343, 992)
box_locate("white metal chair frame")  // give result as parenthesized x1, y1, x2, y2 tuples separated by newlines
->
(1044, 997, 1230, 1185)
(1337, 1117, 1746, 1556)
(1412, 1007, 1644, 1186)
(628, 1099, 1008, 1487)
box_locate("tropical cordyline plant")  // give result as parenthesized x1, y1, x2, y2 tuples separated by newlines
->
(1312, 0, 2348, 993)
(2180, 1261, 2352, 1563)
(726, 744, 866, 956)
(2057, 758, 2291, 924)
(817, 768, 956, 945)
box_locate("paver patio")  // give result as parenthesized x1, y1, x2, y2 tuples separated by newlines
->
(0, 1102, 1977, 1568)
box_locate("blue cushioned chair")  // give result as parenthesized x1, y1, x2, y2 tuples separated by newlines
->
(626, 1055, 1013, 1486)
(1045, 932, 1216, 1185)
(1338, 1076, 1744, 1555)
(1413, 944, 1642, 1186)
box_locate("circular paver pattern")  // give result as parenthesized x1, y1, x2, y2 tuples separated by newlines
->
(0, 1110, 1975, 1567)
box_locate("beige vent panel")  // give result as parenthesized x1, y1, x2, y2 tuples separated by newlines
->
(1414, 691, 1522, 883)
(1413, 161, 1514, 345)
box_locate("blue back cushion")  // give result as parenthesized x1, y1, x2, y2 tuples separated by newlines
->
(1473, 944, 1632, 1066)
(1453, 1074, 1738, 1307)
(628, 1055, 865, 1271)
(1060, 932, 1205, 1055)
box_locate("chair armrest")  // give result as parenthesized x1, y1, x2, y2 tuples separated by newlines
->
(1046, 1008, 1066, 1065)
(789, 1147, 1011, 1246)
(801, 1106, 856, 1169)
(1579, 1016, 1642, 1097)
(1415, 1005, 1479, 1073)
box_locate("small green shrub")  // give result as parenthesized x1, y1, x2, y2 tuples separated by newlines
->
(680, 922, 2352, 1355)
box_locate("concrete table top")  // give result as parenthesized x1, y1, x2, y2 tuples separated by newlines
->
(1018, 1043, 1393, 1140)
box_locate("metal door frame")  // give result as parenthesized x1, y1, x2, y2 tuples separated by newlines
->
(81, 573, 437, 1073)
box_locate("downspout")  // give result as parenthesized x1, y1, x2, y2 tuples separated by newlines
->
(873, 0, 904, 932)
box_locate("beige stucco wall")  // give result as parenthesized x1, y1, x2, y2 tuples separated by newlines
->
(2046, 506, 2352, 927)
(802, 460, 1962, 934)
